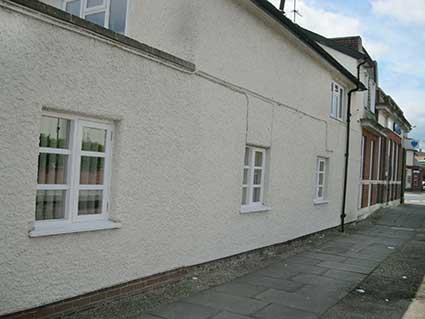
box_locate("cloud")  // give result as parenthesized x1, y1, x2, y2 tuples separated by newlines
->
(268, 0, 362, 37)
(362, 39, 390, 59)
(267, 0, 425, 140)
(372, 0, 425, 25)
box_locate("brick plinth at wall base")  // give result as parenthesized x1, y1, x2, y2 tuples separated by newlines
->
(1, 221, 360, 319)
(1, 268, 187, 319)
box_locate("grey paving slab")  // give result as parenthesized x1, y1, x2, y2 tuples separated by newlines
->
(148, 302, 219, 319)
(299, 251, 347, 263)
(209, 311, 253, 319)
(252, 303, 318, 319)
(279, 263, 329, 275)
(255, 265, 298, 279)
(255, 288, 339, 314)
(210, 282, 268, 298)
(136, 314, 164, 319)
(317, 261, 375, 274)
(343, 257, 380, 268)
(290, 273, 354, 288)
(184, 291, 268, 315)
(282, 256, 322, 265)
(297, 284, 350, 299)
(234, 273, 304, 292)
(322, 269, 367, 283)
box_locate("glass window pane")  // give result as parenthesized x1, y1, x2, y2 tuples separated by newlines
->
(244, 148, 250, 166)
(65, 0, 81, 16)
(82, 127, 107, 152)
(38, 154, 68, 184)
(109, 0, 128, 33)
(87, 0, 104, 7)
(319, 160, 325, 172)
(85, 12, 106, 27)
(255, 151, 263, 167)
(36, 190, 66, 220)
(252, 187, 261, 203)
(78, 190, 103, 215)
(318, 172, 324, 186)
(80, 156, 105, 185)
(39, 116, 70, 149)
(241, 187, 247, 205)
(253, 169, 262, 185)
(243, 168, 249, 185)
(317, 187, 323, 198)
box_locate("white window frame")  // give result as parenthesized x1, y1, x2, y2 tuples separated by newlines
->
(330, 82, 346, 121)
(314, 157, 328, 204)
(31, 111, 119, 237)
(368, 140, 375, 206)
(240, 146, 270, 213)
(63, 0, 128, 34)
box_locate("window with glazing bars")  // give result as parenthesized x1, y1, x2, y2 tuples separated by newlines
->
(241, 146, 266, 207)
(36, 113, 113, 224)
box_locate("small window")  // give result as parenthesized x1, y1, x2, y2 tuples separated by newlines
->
(36, 113, 113, 224)
(330, 82, 345, 121)
(315, 157, 328, 201)
(241, 146, 267, 211)
(64, 0, 128, 34)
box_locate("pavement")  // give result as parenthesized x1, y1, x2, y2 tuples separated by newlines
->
(139, 203, 425, 319)
(405, 192, 425, 205)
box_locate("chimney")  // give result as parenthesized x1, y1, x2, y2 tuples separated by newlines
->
(330, 36, 363, 52)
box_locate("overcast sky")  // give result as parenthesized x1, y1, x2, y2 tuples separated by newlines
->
(269, 0, 425, 144)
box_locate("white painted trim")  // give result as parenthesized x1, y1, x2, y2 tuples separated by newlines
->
(313, 199, 329, 205)
(315, 157, 328, 201)
(29, 220, 121, 237)
(240, 205, 271, 214)
(241, 146, 267, 209)
(63, 0, 127, 33)
(368, 140, 375, 206)
(330, 81, 346, 121)
(34, 113, 114, 233)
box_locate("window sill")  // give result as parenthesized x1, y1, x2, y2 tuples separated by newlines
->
(240, 205, 271, 214)
(313, 199, 329, 206)
(29, 220, 121, 238)
(329, 116, 346, 124)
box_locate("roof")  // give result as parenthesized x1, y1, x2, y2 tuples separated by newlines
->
(249, 0, 365, 89)
(376, 87, 412, 130)
(300, 28, 366, 60)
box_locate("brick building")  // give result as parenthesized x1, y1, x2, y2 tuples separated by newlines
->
(360, 88, 411, 209)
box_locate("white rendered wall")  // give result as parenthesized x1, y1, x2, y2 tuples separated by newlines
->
(0, 1, 363, 315)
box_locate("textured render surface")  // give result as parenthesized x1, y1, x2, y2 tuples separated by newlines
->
(1, 1, 364, 315)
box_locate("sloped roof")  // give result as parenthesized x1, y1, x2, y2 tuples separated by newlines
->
(376, 87, 412, 130)
(249, 0, 365, 89)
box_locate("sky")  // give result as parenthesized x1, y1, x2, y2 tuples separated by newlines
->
(268, 0, 425, 146)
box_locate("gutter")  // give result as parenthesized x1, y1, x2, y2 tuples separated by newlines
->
(340, 60, 368, 232)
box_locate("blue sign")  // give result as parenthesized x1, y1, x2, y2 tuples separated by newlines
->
(411, 140, 419, 148)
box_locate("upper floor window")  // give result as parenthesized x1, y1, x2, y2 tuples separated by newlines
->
(241, 146, 270, 213)
(32, 112, 117, 237)
(368, 79, 376, 113)
(330, 82, 345, 121)
(64, 0, 128, 34)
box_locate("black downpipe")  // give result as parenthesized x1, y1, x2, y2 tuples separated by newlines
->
(400, 148, 406, 204)
(341, 60, 368, 232)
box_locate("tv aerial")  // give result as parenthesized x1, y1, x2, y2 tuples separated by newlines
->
(279, 0, 302, 23)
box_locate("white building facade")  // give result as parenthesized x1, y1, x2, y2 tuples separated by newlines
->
(0, 0, 389, 316)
